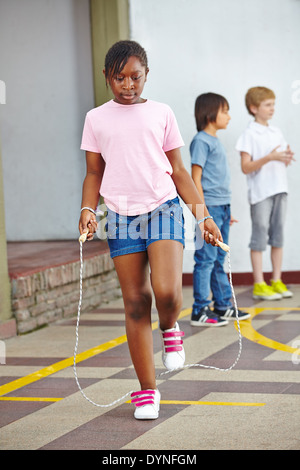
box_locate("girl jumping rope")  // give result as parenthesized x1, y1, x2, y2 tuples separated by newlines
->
(79, 40, 222, 420)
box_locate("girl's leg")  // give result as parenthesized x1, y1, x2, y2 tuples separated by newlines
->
(148, 240, 185, 371)
(112, 251, 155, 390)
(147, 240, 183, 331)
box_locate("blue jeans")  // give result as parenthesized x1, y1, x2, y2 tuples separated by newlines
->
(193, 204, 232, 312)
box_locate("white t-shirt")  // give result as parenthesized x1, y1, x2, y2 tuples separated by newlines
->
(81, 99, 184, 215)
(236, 121, 288, 205)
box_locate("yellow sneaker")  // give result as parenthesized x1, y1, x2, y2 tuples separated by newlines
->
(271, 279, 293, 298)
(253, 282, 282, 300)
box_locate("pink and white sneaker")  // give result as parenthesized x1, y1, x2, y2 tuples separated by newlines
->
(160, 322, 185, 371)
(131, 389, 160, 420)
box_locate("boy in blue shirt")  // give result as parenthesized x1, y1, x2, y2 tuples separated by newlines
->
(190, 93, 250, 326)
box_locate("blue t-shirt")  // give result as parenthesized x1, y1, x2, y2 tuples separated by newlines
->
(190, 131, 231, 206)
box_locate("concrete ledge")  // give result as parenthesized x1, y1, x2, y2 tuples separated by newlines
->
(9, 247, 121, 335)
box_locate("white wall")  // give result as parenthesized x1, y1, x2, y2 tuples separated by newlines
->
(129, 0, 300, 274)
(1, 0, 299, 274)
(0, 0, 94, 240)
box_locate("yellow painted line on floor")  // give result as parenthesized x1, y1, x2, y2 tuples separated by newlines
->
(0, 308, 192, 398)
(0, 396, 62, 402)
(235, 307, 300, 355)
(0, 396, 265, 407)
(0, 334, 126, 397)
(160, 400, 265, 407)
(126, 399, 265, 407)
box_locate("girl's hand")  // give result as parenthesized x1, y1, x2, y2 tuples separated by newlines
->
(79, 209, 98, 241)
(199, 218, 223, 246)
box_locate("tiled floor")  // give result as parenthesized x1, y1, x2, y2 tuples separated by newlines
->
(1, 275, 299, 450)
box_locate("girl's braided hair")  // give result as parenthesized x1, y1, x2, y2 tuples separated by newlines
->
(104, 40, 148, 84)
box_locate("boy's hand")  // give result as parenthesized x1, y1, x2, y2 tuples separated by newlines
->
(285, 145, 295, 165)
(230, 215, 238, 226)
(269, 145, 295, 166)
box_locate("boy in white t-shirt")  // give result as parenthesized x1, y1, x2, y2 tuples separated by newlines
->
(236, 86, 295, 300)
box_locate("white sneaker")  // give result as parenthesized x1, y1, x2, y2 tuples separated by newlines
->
(131, 389, 160, 420)
(160, 322, 185, 371)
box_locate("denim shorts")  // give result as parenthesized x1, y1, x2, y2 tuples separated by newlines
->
(250, 192, 287, 251)
(106, 197, 185, 258)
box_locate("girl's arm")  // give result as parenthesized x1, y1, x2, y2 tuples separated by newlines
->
(166, 148, 222, 245)
(191, 164, 205, 203)
(79, 151, 105, 240)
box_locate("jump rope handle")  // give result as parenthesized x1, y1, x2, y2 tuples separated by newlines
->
(78, 229, 89, 243)
(216, 239, 230, 252)
(208, 234, 230, 252)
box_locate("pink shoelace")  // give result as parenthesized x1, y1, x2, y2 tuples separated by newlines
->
(161, 329, 184, 353)
(131, 390, 156, 407)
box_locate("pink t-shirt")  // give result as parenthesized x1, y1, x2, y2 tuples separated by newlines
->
(80, 99, 184, 215)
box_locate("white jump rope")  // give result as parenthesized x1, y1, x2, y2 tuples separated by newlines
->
(73, 230, 242, 408)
